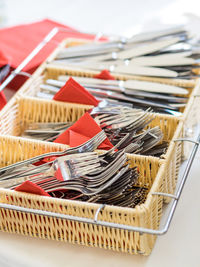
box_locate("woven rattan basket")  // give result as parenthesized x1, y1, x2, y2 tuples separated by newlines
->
(0, 38, 192, 256)
(0, 134, 172, 255)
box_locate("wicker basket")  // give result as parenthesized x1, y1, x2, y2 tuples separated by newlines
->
(0, 134, 169, 255)
(0, 38, 190, 256)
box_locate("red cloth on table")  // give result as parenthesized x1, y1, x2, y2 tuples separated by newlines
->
(0, 19, 103, 90)
(0, 50, 10, 67)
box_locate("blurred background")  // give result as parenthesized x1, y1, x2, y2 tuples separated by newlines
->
(1, 0, 200, 37)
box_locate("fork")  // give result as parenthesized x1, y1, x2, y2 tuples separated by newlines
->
(22, 122, 73, 141)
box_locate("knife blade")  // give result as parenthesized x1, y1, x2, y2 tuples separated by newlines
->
(114, 36, 182, 59)
(129, 55, 196, 67)
(56, 75, 188, 95)
(52, 60, 178, 78)
(113, 65, 178, 77)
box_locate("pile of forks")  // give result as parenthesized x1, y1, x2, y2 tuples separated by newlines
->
(91, 104, 166, 156)
(22, 103, 167, 157)
(0, 147, 147, 208)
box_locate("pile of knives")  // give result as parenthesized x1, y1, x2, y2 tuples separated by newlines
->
(38, 25, 200, 115)
(38, 75, 187, 115)
(53, 25, 200, 80)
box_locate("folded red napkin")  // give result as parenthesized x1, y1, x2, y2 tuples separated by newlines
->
(0, 19, 104, 90)
(53, 77, 99, 106)
(54, 112, 113, 150)
(15, 180, 50, 196)
(93, 69, 115, 80)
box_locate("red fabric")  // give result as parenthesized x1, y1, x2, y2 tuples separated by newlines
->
(0, 19, 105, 90)
(53, 77, 99, 106)
(15, 180, 50, 196)
(0, 52, 10, 107)
(54, 112, 113, 150)
(0, 91, 7, 110)
(0, 50, 10, 67)
(94, 69, 115, 80)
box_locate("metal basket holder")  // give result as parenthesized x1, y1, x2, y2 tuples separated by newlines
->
(0, 27, 199, 237)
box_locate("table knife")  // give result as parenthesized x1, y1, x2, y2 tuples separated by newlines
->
(45, 79, 187, 102)
(56, 76, 188, 95)
(56, 36, 182, 61)
(52, 61, 178, 78)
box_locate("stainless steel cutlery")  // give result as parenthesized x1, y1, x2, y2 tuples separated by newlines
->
(50, 25, 200, 80)
(37, 77, 187, 114)
(1, 150, 148, 208)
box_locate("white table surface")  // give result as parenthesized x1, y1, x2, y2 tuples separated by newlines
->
(1, 0, 200, 266)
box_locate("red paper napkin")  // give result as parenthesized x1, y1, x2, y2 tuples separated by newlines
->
(15, 180, 50, 196)
(0, 19, 106, 90)
(94, 69, 115, 80)
(54, 112, 113, 150)
(53, 77, 99, 106)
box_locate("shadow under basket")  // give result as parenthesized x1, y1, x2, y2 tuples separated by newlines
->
(0, 135, 167, 255)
